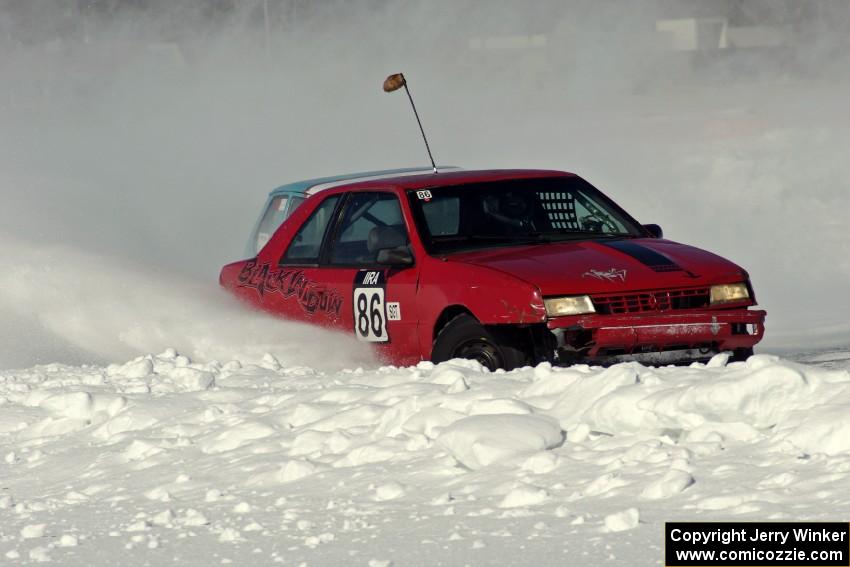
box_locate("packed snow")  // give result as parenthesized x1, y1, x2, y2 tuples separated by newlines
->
(2, 349, 849, 565)
(2, 3, 850, 565)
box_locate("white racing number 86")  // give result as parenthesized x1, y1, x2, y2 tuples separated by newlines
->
(353, 270, 388, 342)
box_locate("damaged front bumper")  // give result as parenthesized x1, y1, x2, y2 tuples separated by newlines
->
(546, 308, 766, 360)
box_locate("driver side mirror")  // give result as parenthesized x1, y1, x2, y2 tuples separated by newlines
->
(376, 247, 414, 266)
(642, 224, 663, 238)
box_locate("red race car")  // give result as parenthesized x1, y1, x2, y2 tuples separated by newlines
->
(220, 168, 765, 370)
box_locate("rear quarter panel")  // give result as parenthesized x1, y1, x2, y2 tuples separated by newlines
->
(219, 193, 324, 307)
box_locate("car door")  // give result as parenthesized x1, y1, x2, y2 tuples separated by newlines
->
(318, 191, 421, 365)
(259, 193, 347, 326)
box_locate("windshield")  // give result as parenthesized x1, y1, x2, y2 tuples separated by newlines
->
(407, 177, 643, 254)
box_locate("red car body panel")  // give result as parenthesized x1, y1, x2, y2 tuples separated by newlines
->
(442, 239, 744, 296)
(220, 169, 766, 366)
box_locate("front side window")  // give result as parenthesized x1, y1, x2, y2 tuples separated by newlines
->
(408, 177, 642, 254)
(280, 195, 340, 264)
(328, 193, 409, 265)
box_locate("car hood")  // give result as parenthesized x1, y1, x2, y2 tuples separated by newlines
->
(445, 238, 746, 295)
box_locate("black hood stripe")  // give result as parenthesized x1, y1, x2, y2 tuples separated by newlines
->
(601, 241, 683, 273)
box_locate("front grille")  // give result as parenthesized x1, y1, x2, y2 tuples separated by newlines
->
(592, 287, 710, 314)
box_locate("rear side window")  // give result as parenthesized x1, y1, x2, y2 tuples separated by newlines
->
(254, 196, 290, 254)
(289, 196, 306, 215)
(280, 195, 340, 265)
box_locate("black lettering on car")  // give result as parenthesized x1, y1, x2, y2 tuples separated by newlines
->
(237, 262, 342, 318)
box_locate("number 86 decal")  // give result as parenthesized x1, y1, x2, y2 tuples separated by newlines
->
(354, 270, 388, 342)
(355, 287, 387, 341)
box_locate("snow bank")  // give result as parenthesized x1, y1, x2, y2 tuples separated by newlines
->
(1, 351, 850, 564)
(438, 414, 564, 470)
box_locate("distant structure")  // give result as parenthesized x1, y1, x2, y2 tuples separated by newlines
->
(1, 0, 847, 110)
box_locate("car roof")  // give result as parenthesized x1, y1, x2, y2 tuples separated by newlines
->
(268, 166, 461, 197)
(327, 168, 578, 193)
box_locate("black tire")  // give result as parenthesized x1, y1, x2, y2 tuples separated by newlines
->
(431, 314, 528, 371)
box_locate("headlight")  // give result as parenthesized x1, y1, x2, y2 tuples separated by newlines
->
(710, 282, 750, 305)
(544, 295, 596, 317)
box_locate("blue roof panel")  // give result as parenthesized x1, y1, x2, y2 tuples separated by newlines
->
(267, 167, 448, 196)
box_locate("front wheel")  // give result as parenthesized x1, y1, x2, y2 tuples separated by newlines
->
(431, 314, 528, 371)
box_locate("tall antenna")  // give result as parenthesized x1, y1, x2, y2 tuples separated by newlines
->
(383, 73, 438, 174)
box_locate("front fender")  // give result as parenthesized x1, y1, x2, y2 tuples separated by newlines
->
(418, 257, 546, 340)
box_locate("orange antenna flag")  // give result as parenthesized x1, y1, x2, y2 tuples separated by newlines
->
(383, 73, 406, 93)
(381, 72, 437, 173)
